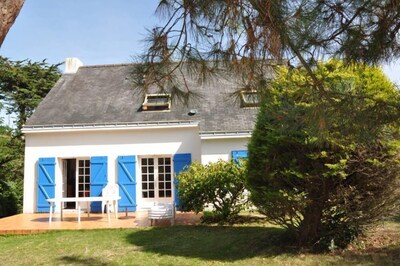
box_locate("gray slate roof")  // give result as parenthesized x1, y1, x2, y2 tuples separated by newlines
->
(25, 63, 260, 133)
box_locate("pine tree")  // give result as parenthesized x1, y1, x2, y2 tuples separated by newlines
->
(0, 57, 61, 133)
(135, 0, 400, 96)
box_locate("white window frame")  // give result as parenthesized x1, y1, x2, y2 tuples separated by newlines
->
(142, 93, 171, 111)
(140, 155, 173, 201)
(76, 158, 91, 198)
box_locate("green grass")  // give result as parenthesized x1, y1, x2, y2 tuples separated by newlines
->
(1, 222, 400, 265)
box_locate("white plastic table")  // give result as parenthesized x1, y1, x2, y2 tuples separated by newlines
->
(46, 196, 120, 223)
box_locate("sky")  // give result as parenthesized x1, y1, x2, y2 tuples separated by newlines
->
(0, 0, 160, 125)
(0, 0, 399, 124)
(2, 0, 399, 76)
(1, 0, 160, 66)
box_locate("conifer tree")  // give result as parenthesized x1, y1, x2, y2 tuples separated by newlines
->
(136, 0, 400, 96)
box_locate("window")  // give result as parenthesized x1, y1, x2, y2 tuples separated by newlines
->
(240, 90, 259, 107)
(141, 157, 172, 199)
(157, 157, 172, 198)
(77, 159, 90, 197)
(142, 94, 171, 111)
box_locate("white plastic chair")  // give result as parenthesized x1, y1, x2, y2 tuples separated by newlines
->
(148, 203, 175, 225)
(101, 184, 119, 214)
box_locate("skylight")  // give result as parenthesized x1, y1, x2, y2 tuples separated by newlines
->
(240, 91, 259, 107)
(142, 94, 171, 111)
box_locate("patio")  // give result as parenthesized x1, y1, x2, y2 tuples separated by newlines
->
(0, 211, 201, 235)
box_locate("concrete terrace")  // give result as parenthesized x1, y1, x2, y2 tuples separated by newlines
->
(0, 211, 201, 235)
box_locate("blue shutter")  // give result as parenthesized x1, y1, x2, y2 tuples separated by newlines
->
(37, 158, 56, 213)
(173, 153, 192, 210)
(117, 156, 137, 212)
(90, 156, 108, 212)
(232, 150, 248, 162)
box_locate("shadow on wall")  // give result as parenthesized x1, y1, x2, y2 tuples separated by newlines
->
(25, 127, 196, 148)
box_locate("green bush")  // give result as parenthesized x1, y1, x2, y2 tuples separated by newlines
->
(248, 60, 400, 251)
(0, 180, 22, 218)
(0, 125, 24, 217)
(177, 160, 248, 222)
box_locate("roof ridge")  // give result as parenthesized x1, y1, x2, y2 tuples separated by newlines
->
(80, 63, 135, 69)
(79, 59, 283, 69)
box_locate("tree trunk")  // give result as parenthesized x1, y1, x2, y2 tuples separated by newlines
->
(0, 0, 25, 47)
(298, 202, 324, 249)
(298, 179, 330, 250)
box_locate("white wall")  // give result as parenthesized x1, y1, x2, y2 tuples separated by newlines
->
(23, 127, 201, 213)
(201, 137, 250, 164)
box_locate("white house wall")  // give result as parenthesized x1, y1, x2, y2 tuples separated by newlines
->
(24, 127, 251, 213)
(23, 127, 201, 213)
(201, 138, 250, 164)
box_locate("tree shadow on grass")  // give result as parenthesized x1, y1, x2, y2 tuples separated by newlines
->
(58, 255, 110, 266)
(125, 225, 295, 262)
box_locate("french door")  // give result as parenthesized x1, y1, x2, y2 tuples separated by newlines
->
(76, 159, 90, 197)
(62, 158, 90, 209)
(141, 157, 172, 200)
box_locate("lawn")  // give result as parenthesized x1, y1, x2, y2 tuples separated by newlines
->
(1, 220, 400, 265)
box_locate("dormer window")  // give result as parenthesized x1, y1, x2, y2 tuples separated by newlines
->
(240, 90, 259, 107)
(142, 94, 171, 111)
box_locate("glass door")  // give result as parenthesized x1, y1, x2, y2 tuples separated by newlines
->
(141, 157, 172, 200)
(76, 159, 90, 197)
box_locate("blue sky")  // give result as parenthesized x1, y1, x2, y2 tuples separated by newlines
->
(0, 0, 161, 125)
(1, 0, 399, 79)
(1, 0, 399, 80)
(1, 0, 160, 66)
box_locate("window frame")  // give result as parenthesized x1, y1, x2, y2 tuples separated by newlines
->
(140, 156, 173, 200)
(76, 158, 91, 198)
(240, 90, 259, 107)
(142, 93, 171, 111)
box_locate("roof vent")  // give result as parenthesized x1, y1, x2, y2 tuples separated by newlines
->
(64, 58, 83, 74)
(142, 94, 171, 111)
(188, 109, 197, 116)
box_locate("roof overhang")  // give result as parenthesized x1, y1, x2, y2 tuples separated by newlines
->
(22, 121, 199, 134)
(199, 130, 252, 140)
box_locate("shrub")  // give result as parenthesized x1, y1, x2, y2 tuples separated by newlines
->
(0, 125, 24, 217)
(248, 60, 400, 251)
(0, 180, 22, 218)
(177, 160, 248, 222)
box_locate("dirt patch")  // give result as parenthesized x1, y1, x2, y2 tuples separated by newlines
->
(345, 223, 400, 255)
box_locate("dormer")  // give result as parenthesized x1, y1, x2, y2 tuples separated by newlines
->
(240, 90, 259, 108)
(142, 94, 171, 111)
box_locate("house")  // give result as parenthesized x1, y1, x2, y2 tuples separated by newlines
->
(22, 58, 262, 214)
